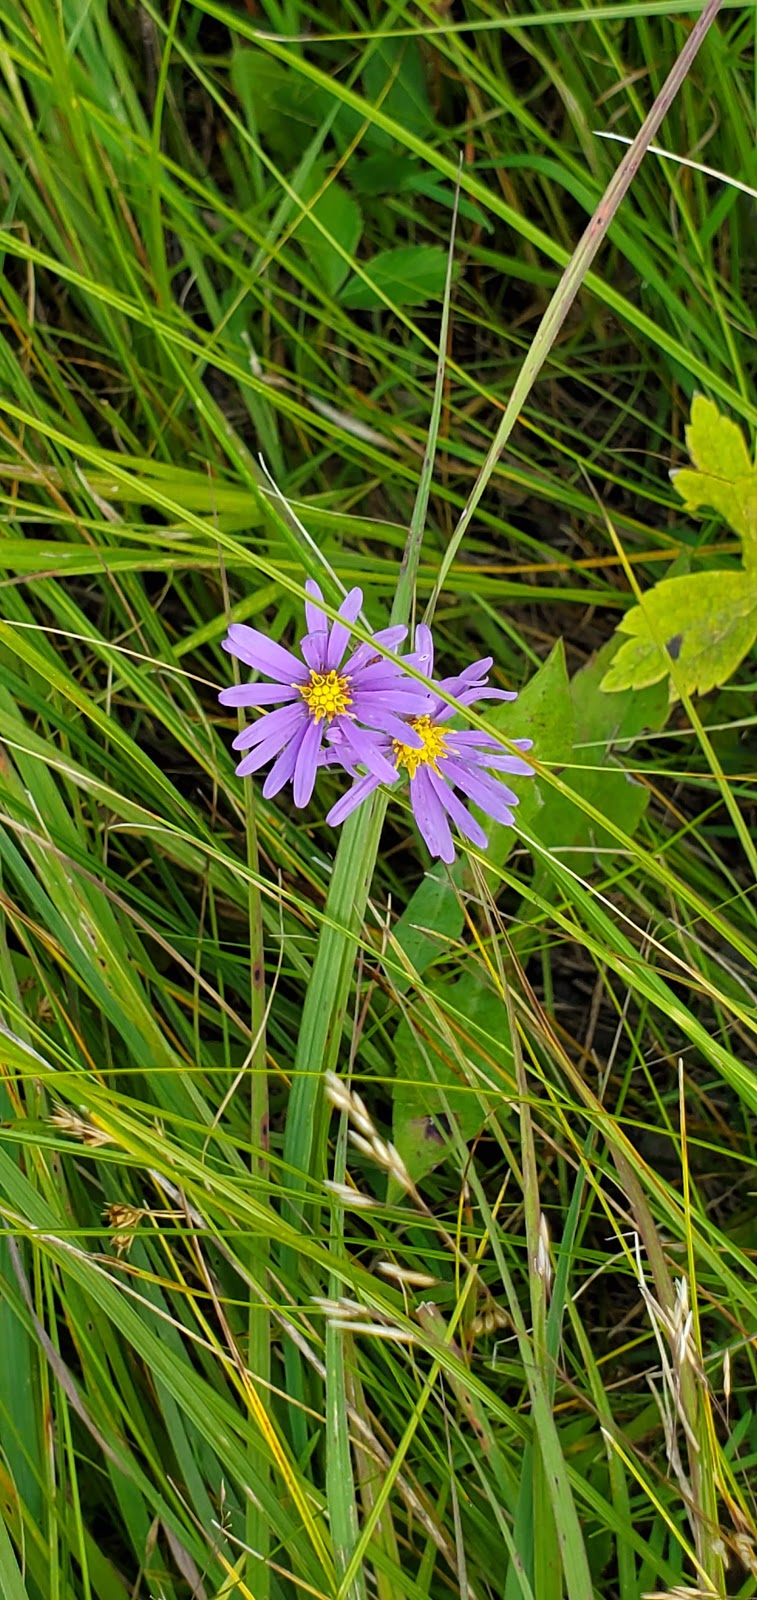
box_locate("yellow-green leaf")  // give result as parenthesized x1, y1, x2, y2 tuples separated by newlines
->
(600, 570, 757, 697)
(684, 393, 751, 479)
(671, 395, 757, 567)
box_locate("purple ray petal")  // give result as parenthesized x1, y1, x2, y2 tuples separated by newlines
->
(338, 722, 399, 784)
(473, 751, 533, 777)
(219, 682, 300, 708)
(349, 662, 412, 689)
(304, 579, 328, 637)
(412, 624, 434, 678)
(442, 759, 517, 824)
(299, 631, 328, 672)
(349, 699, 424, 746)
(411, 767, 455, 863)
(293, 715, 323, 807)
(435, 659, 493, 697)
(472, 751, 534, 777)
(434, 687, 518, 721)
(232, 702, 305, 752)
(458, 732, 533, 752)
(320, 745, 360, 778)
(427, 769, 488, 849)
(327, 773, 381, 827)
(224, 624, 306, 685)
(350, 690, 433, 720)
(343, 625, 407, 676)
(262, 723, 307, 798)
(457, 687, 518, 707)
(349, 688, 429, 720)
(236, 722, 299, 777)
(454, 760, 518, 804)
(327, 586, 363, 671)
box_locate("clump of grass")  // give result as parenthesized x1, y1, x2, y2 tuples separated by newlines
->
(0, 3, 755, 1599)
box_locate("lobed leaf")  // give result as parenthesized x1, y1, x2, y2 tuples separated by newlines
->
(600, 570, 757, 697)
(671, 394, 757, 566)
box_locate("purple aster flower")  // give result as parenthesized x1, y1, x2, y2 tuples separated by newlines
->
(325, 625, 533, 864)
(219, 581, 431, 807)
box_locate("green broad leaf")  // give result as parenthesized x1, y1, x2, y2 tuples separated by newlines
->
(671, 394, 757, 568)
(545, 639, 668, 870)
(571, 637, 670, 749)
(230, 51, 322, 159)
(294, 166, 363, 295)
(484, 639, 575, 870)
(684, 392, 751, 480)
(517, 640, 667, 874)
(391, 861, 465, 995)
(600, 570, 757, 697)
(362, 40, 433, 148)
(341, 246, 449, 310)
(353, 152, 419, 195)
(391, 977, 512, 1187)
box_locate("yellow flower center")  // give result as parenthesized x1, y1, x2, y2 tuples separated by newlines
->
(297, 669, 352, 722)
(393, 715, 449, 779)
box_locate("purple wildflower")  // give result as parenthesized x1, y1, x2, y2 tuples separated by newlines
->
(219, 582, 431, 807)
(326, 625, 533, 863)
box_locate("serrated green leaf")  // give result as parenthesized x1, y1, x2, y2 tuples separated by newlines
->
(671, 395, 757, 566)
(294, 167, 363, 295)
(600, 571, 757, 697)
(341, 246, 448, 310)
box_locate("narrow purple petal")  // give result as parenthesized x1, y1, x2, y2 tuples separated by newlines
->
(480, 752, 534, 777)
(454, 759, 518, 803)
(458, 732, 533, 752)
(300, 631, 327, 672)
(236, 725, 297, 777)
(349, 662, 412, 689)
(436, 659, 493, 695)
(434, 688, 518, 721)
(411, 768, 455, 863)
(350, 692, 433, 722)
(320, 748, 360, 777)
(441, 759, 517, 824)
(343, 625, 407, 676)
(219, 683, 300, 708)
(349, 689, 429, 721)
(232, 702, 305, 752)
(349, 699, 424, 746)
(337, 721, 399, 784)
(473, 751, 533, 777)
(412, 624, 434, 678)
(427, 769, 488, 849)
(327, 773, 381, 827)
(304, 579, 328, 637)
(327, 587, 362, 670)
(458, 687, 519, 708)
(293, 716, 323, 807)
(224, 625, 307, 685)
(262, 724, 307, 798)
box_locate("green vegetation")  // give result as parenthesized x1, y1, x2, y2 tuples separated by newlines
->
(0, 3, 755, 1598)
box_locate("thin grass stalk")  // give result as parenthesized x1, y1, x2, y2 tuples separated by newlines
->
(279, 187, 461, 1205)
(425, 0, 726, 619)
(244, 783, 270, 1597)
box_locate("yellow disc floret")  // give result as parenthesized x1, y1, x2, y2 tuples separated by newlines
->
(298, 669, 352, 722)
(393, 715, 449, 779)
